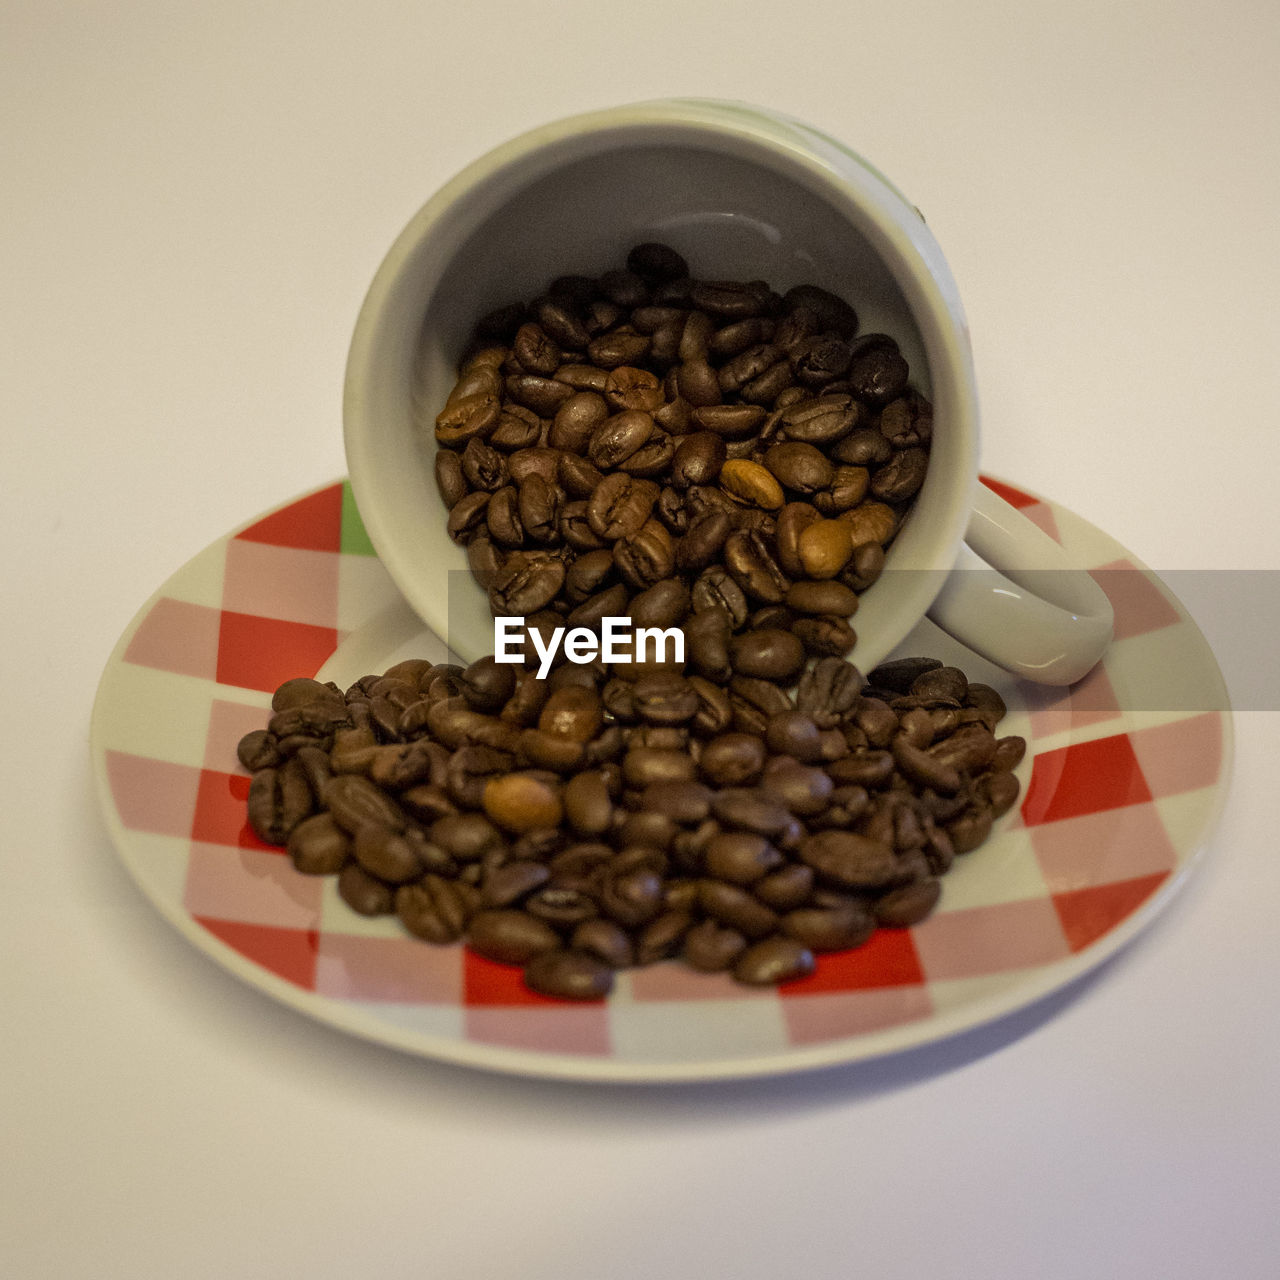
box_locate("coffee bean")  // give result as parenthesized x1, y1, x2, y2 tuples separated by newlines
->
(286, 812, 351, 875)
(483, 773, 563, 833)
(487, 551, 565, 615)
(782, 900, 876, 952)
(682, 919, 748, 972)
(799, 830, 898, 888)
(871, 446, 929, 503)
(873, 877, 942, 927)
(586, 472, 659, 541)
(729, 628, 805, 682)
(338, 863, 395, 916)
(723, 528, 790, 603)
(467, 909, 562, 964)
(699, 733, 766, 786)
(720, 458, 784, 509)
(733, 936, 815, 985)
(797, 519, 854, 579)
(523, 948, 615, 999)
(761, 441, 834, 494)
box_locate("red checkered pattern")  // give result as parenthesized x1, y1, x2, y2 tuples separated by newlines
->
(95, 478, 1231, 1076)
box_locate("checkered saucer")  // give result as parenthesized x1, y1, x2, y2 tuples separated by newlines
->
(90, 477, 1232, 1082)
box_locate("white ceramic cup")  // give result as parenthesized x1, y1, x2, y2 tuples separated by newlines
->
(344, 98, 1113, 684)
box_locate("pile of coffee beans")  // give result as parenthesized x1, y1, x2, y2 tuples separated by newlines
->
(238, 655, 1024, 1000)
(430, 245, 933, 660)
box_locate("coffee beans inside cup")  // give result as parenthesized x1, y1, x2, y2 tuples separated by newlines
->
(429, 245, 933, 667)
(237, 655, 1024, 1000)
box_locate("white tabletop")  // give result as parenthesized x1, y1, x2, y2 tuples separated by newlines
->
(4, 3, 1279, 1277)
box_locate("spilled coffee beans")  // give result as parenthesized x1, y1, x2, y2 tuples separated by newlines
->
(237, 655, 1024, 1000)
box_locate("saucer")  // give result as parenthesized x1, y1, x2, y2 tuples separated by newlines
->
(89, 476, 1232, 1082)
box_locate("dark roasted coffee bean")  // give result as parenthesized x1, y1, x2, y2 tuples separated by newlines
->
(629, 578, 691, 629)
(723, 528, 790, 603)
(571, 918, 634, 968)
(691, 279, 771, 319)
(632, 673, 699, 726)
(481, 859, 551, 909)
(435, 393, 500, 445)
(605, 365, 664, 413)
(670, 431, 726, 489)
(460, 438, 508, 493)
(685, 606, 733, 682)
(840, 540, 886, 592)
(467, 909, 561, 964)
(709, 317, 773, 357)
(338, 863, 395, 916)
(871, 446, 929, 502)
(588, 328, 651, 368)
(791, 334, 852, 386)
(323, 773, 406, 835)
(786, 579, 858, 617)
(434, 449, 468, 509)
(782, 900, 876, 952)
(237, 729, 280, 772)
(429, 811, 504, 863)
(563, 771, 614, 836)
(682, 919, 748, 972)
(691, 403, 766, 439)
(559, 501, 608, 552)
(718, 342, 781, 393)
(979, 770, 1021, 817)
(627, 241, 689, 280)
(698, 880, 779, 939)
(893, 738, 961, 794)
(783, 284, 859, 338)
(778, 394, 860, 445)
(512, 322, 561, 375)
(699, 732, 766, 786)
(634, 910, 696, 965)
(488, 551, 565, 615)
(586, 473, 659, 541)
(793, 615, 857, 658)
(353, 826, 424, 884)
(489, 403, 543, 451)
(992, 735, 1027, 772)
(613, 518, 674, 589)
(622, 748, 697, 788)
(847, 345, 909, 404)
(763, 441, 835, 494)
(588, 408, 654, 469)
(687, 675, 734, 736)
(524, 948, 615, 999)
(538, 685, 604, 743)
(928, 723, 998, 772)
(795, 656, 863, 728)
(799, 830, 898, 888)
(396, 875, 477, 943)
(558, 451, 605, 499)
(711, 789, 792, 838)
(873, 877, 942, 927)
(286, 812, 351, 875)
(506, 373, 575, 417)
(774, 501, 822, 579)
(729, 628, 805, 682)
(676, 510, 733, 574)
(638, 780, 712, 824)
(764, 711, 823, 762)
(549, 390, 608, 452)
(537, 298, 591, 349)
(459, 656, 517, 714)
(704, 832, 783, 885)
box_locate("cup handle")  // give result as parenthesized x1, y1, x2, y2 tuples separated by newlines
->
(924, 483, 1114, 685)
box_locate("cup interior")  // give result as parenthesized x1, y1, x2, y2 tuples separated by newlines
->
(344, 114, 974, 666)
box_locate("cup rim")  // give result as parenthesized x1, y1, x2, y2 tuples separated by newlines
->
(344, 98, 979, 671)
